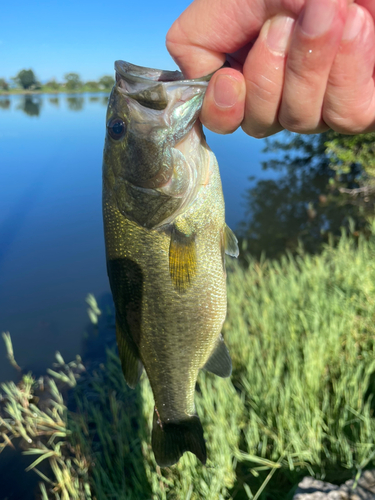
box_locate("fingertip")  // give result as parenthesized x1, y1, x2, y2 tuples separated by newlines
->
(342, 4, 366, 41)
(323, 1, 375, 134)
(200, 69, 245, 134)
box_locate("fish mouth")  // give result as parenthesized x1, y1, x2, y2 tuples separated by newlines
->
(115, 60, 214, 87)
(114, 60, 213, 111)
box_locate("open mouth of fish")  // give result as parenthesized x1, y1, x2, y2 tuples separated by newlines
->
(115, 60, 213, 85)
(114, 60, 214, 111)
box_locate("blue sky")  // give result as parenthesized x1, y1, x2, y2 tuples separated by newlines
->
(1, 0, 191, 82)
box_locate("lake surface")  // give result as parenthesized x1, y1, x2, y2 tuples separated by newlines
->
(0, 93, 278, 383)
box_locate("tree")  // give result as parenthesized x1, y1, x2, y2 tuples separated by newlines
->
(0, 78, 8, 91)
(64, 73, 82, 91)
(98, 75, 115, 90)
(45, 79, 60, 90)
(325, 133, 375, 201)
(85, 80, 99, 90)
(14, 69, 37, 89)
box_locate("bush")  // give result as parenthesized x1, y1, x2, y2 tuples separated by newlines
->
(0, 78, 9, 90)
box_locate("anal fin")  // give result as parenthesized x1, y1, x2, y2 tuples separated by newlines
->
(152, 409, 206, 467)
(203, 336, 232, 378)
(116, 319, 143, 389)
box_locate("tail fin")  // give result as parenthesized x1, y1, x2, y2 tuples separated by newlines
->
(151, 408, 206, 467)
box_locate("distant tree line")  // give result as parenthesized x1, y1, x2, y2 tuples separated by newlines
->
(0, 69, 115, 92)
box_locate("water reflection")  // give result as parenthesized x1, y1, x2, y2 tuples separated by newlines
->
(66, 96, 84, 111)
(0, 98, 10, 110)
(49, 96, 59, 106)
(239, 132, 369, 260)
(17, 95, 42, 116)
(0, 93, 109, 116)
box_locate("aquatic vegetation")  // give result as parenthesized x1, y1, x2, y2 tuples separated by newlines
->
(0, 340, 91, 499)
(3, 221, 375, 498)
(86, 293, 102, 325)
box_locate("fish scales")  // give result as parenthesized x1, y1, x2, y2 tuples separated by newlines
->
(102, 61, 238, 467)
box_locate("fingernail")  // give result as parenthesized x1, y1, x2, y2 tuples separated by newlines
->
(342, 6, 364, 41)
(266, 16, 295, 54)
(213, 75, 240, 108)
(299, 0, 337, 37)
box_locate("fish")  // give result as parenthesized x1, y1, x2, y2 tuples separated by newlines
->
(102, 60, 239, 467)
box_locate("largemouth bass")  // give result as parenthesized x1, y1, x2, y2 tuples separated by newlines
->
(102, 60, 239, 467)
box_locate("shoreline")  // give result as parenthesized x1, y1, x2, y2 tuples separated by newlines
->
(0, 89, 111, 96)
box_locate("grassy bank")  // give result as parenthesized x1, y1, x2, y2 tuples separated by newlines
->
(2, 222, 375, 499)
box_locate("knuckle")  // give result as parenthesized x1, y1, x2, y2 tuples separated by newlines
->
(278, 99, 329, 134)
(278, 116, 327, 134)
(249, 130, 270, 139)
(285, 59, 326, 99)
(324, 113, 369, 134)
(247, 73, 281, 105)
(241, 121, 282, 139)
(278, 114, 311, 134)
(323, 96, 375, 134)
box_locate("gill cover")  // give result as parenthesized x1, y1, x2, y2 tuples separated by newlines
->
(103, 60, 211, 229)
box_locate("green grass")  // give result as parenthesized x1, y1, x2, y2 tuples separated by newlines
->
(222, 221, 375, 497)
(0, 343, 91, 499)
(72, 220, 375, 499)
(3, 221, 375, 498)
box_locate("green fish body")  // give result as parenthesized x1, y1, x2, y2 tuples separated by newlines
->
(102, 61, 238, 467)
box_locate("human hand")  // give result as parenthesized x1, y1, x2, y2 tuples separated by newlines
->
(166, 0, 375, 137)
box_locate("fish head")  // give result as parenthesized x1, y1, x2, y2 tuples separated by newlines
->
(103, 61, 212, 229)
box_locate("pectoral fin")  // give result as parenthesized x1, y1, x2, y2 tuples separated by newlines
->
(203, 336, 232, 378)
(116, 319, 143, 389)
(169, 227, 197, 293)
(224, 224, 239, 258)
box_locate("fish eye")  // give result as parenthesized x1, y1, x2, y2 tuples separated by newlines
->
(107, 117, 126, 140)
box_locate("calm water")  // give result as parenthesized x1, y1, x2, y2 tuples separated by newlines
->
(0, 93, 277, 383)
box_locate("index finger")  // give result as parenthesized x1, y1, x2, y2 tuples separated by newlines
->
(166, 0, 307, 78)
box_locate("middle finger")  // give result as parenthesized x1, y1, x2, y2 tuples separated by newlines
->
(279, 0, 347, 133)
